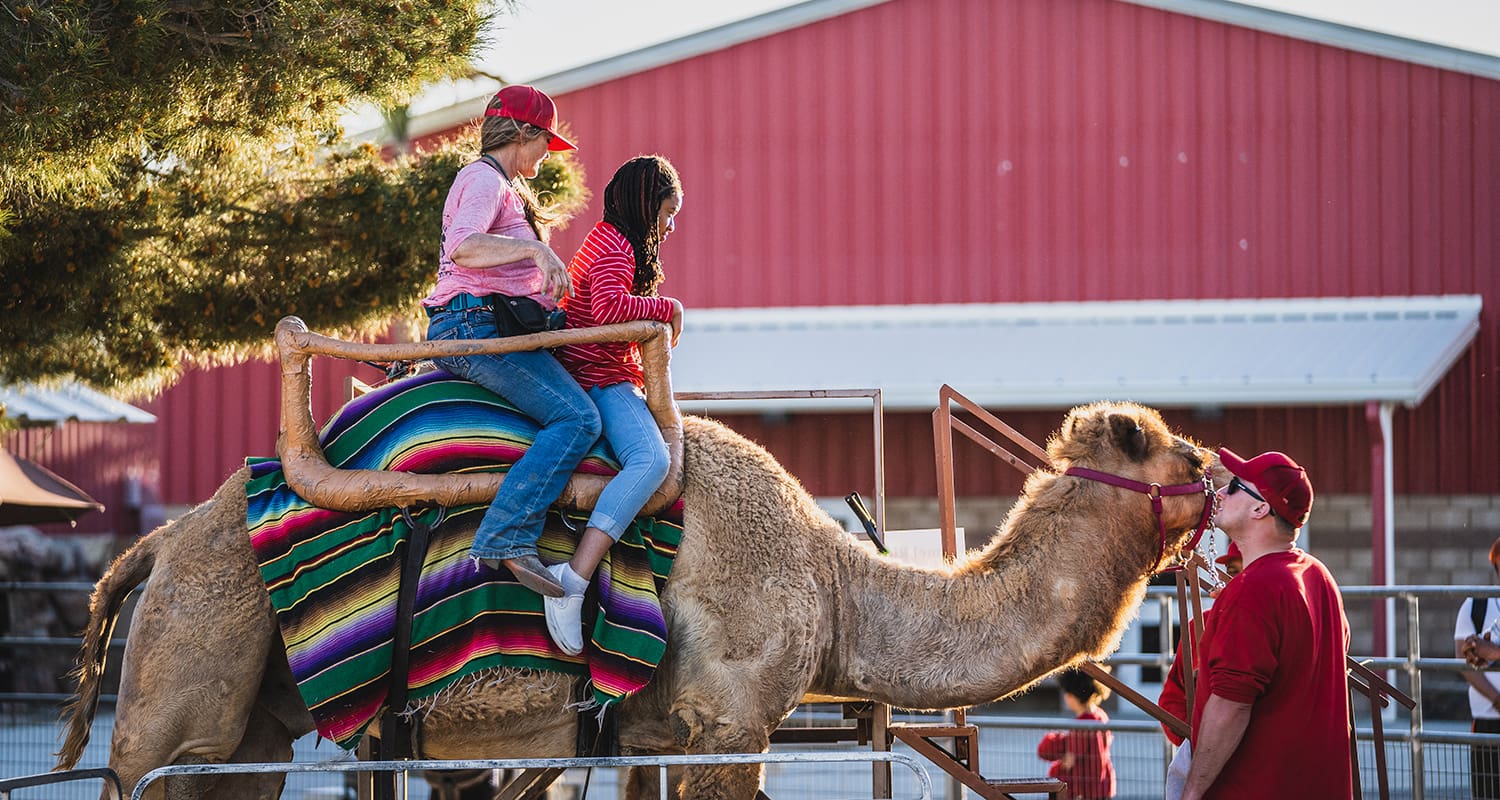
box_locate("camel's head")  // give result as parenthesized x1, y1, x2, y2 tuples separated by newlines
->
(1046, 401, 1213, 557)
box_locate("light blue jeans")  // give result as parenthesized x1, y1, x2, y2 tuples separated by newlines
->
(426, 307, 601, 560)
(586, 382, 671, 539)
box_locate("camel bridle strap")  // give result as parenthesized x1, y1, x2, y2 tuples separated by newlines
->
(1062, 466, 1215, 574)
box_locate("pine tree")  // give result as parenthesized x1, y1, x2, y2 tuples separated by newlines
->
(0, 0, 586, 395)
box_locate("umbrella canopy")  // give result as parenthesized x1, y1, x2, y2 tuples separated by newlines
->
(0, 449, 104, 526)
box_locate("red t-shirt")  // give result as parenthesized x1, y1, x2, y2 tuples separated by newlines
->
(556, 222, 676, 389)
(1037, 707, 1115, 799)
(1158, 609, 1212, 747)
(1189, 549, 1351, 799)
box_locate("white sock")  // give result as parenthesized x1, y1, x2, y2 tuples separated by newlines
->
(559, 563, 590, 596)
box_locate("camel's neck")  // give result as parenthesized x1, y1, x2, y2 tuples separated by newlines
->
(813, 501, 1154, 710)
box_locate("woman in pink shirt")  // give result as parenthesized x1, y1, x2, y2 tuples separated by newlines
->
(421, 85, 600, 606)
(544, 156, 685, 655)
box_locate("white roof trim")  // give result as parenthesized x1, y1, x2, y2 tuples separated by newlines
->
(532, 0, 892, 96)
(1119, 0, 1500, 81)
(0, 381, 157, 427)
(668, 296, 1482, 413)
(400, 0, 894, 141)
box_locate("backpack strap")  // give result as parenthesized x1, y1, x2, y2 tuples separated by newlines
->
(1474, 596, 1489, 636)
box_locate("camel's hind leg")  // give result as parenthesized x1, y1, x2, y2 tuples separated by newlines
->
(108, 488, 281, 799)
(150, 700, 292, 800)
(187, 638, 315, 799)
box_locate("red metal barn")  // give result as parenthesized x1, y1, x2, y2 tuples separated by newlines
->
(90, 0, 1498, 660)
(414, 0, 1498, 550)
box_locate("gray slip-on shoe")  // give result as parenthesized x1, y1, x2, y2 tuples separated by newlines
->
(487, 554, 565, 597)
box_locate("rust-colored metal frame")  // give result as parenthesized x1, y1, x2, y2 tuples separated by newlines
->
(274, 316, 682, 516)
(932, 383, 1412, 797)
(675, 388, 886, 534)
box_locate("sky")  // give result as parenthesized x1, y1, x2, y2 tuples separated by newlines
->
(475, 0, 1500, 83)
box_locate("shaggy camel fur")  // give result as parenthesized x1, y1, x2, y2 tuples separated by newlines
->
(57, 401, 1209, 799)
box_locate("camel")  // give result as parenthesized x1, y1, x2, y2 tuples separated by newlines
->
(57, 399, 1211, 799)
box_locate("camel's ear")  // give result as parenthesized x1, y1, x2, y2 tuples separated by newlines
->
(1108, 413, 1150, 462)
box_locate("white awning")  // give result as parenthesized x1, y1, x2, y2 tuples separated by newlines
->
(0, 381, 157, 426)
(669, 295, 1482, 413)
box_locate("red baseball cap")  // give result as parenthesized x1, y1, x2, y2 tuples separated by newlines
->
(1215, 541, 1242, 565)
(1218, 447, 1314, 528)
(484, 85, 577, 152)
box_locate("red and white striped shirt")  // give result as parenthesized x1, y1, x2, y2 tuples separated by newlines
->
(557, 222, 676, 389)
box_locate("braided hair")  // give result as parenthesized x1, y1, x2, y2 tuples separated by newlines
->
(601, 155, 682, 296)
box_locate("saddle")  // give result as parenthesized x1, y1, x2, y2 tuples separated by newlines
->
(246, 369, 685, 750)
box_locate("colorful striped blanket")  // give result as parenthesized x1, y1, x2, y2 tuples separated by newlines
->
(245, 370, 683, 748)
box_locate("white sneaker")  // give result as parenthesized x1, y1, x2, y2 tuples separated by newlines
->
(543, 563, 586, 656)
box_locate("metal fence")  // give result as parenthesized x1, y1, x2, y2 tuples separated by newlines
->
(6, 580, 1500, 799)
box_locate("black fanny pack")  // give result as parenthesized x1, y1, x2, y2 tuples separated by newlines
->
(490, 294, 566, 337)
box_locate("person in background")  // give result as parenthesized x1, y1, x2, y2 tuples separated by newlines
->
(1038, 667, 1116, 800)
(1159, 542, 1243, 746)
(422, 85, 599, 600)
(1180, 448, 1350, 800)
(544, 155, 685, 655)
(1456, 537, 1500, 800)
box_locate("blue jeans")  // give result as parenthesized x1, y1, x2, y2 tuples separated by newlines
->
(426, 307, 601, 560)
(587, 382, 671, 539)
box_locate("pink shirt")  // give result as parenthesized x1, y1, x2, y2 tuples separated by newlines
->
(422, 161, 555, 310)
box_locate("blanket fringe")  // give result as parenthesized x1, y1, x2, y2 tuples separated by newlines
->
(398, 666, 573, 719)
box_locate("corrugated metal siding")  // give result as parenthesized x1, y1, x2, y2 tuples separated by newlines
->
(543, 0, 1495, 309)
(534, 0, 1497, 495)
(142, 0, 1498, 505)
(4, 422, 158, 536)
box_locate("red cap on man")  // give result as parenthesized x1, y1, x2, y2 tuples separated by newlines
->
(484, 85, 577, 152)
(1218, 447, 1314, 529)
(1215, 541, 1242, 566)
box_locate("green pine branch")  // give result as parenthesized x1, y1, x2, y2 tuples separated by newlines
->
(0, 0, 591, 396)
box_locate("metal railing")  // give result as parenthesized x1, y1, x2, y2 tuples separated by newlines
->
(1118, 583, 1500, 800)
(132, 752, 933, 800)
(6, 581, 1500, 799)
(0, 768, 122, 800)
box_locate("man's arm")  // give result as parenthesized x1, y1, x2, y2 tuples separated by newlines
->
(1181, 694, 1252, 800)
(1460, 637, 1500, 709)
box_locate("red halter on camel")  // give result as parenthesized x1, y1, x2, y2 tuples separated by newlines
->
(1063, 461, 1216, 575)
(932, 387, 1217, 576)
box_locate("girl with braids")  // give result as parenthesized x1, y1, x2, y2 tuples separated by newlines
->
(545, 155, 685, 655)
(421, 85, 599, 600)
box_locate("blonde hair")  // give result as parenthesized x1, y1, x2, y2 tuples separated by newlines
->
(477, 108, 559, 241)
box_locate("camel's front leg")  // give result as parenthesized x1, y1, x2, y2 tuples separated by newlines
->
(624, 765, 681, 800)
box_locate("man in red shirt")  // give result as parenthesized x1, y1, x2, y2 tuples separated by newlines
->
(1181, 449, 1351, 800)
(1159, 542, 1242, 747)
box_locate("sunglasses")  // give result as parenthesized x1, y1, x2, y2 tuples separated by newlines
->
(1226, 476, 1266, 503)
